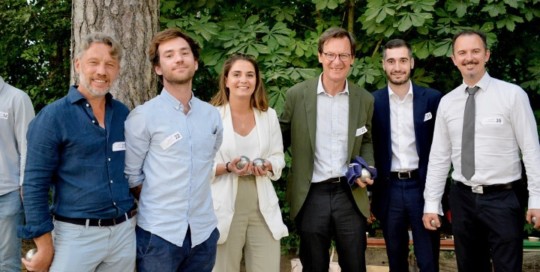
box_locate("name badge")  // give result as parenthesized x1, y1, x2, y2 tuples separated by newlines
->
(112, 142, 126, 152)
(356, 126, 368, 136)
(160, 132, 182, 150)
(424, 112, 432, 122)
(0, 111, 8, 120)
(482, 117, 504, 125)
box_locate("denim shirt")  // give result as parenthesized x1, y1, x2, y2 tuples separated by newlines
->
(19, 86, 134, 239)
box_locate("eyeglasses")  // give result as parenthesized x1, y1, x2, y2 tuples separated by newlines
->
(322, 52, 352, 61)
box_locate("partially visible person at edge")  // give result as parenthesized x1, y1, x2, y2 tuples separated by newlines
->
(209, 53, 288, 272)
(280, 27, 375, 272)
(19, 32, 136, 272)
(423, 29, 540, 272)
(125, 28, 223, 272)
(0, 76, 35, 272)
(371, 39, 442, 272)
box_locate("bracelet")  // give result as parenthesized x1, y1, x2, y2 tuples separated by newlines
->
(225, 162, 232, 173)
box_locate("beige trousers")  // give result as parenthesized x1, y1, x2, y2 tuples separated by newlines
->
(214, 176, 280, 272)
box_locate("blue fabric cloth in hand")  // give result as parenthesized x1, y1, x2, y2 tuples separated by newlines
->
(345, 156, 377, 186)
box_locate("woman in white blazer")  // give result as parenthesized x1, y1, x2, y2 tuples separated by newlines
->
(210, 54, 288, 272)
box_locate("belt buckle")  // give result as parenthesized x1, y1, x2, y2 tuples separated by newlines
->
(472, 185, 484, 194)
(398, 171, 411, 179)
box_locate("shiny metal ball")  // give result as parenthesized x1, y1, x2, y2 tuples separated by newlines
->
(236, 156, 250, 169)
(360, 168, 371, 181)
(430, 219, 437, 227)
(25, 248, 37, 261)
(533, 216, 537, 224)
(253, 158, 266, 170)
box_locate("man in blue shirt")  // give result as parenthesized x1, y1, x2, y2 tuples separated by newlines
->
(125, 28, 223, 272)
(20, 33, 136, 272)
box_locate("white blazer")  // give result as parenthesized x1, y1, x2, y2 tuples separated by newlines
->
(211, 104, 289, 244)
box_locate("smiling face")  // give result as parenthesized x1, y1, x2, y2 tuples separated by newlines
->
(75, 42, 120, 98)
(451, 33, 490, 85)
(318, 37, 354, 85)
(154, 37, 198, 87)
(226, 59, 257, 100)
(383, 46, 414, 86)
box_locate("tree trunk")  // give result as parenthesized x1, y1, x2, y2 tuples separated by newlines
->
(71, 0, 159, 108)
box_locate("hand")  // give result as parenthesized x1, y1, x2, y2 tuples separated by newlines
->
(22, 233, 54, 272)
(526, 209, 540, 230)
(229, 157, 252, 176)
(422, 213, 440, 230)
(355, 177, 373, 188)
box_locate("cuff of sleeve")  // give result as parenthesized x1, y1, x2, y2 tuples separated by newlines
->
(128, 174, 144, 188)
(424, 200, 444, 216)
(18, 219, 54, 239)
(528, 196, 540, 209)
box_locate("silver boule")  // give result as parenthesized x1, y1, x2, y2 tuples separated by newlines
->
(533, 216, 537, 224)
(236, 156, 250, 169)
(253, 158, 266, 170)
(430, 219, 437, 228)
(360, 168, 371, 181)
(25, 248, 37, 262)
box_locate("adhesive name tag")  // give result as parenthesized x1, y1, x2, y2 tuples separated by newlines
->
(424, 112, 432, 121)
(356, 126, 367, 136)
(0, 112, 8, 119)
(112, 141, 126, 152)
(160, 132, 182, 150)
(482, 117, 504, 125)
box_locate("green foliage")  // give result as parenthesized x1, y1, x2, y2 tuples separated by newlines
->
(0, 0, 71, 111)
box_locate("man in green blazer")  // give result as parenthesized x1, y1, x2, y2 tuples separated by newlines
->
(280, 27, 375, 272)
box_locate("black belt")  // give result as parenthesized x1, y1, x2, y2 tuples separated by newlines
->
(390, 170, 418, 180)
(455, 181, 514, 194)
(319, 176, 346, 184)
(55, 209, 137, 227)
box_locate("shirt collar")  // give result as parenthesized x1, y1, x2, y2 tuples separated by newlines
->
(160, 88, 198, 111)
(67, 85, 113, 104)
(316, 73, 349, 96)
(387, 80, 413, 101)
(462, 72, 492, 94)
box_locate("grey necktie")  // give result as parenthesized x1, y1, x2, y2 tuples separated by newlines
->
(461, 86, 479, 180)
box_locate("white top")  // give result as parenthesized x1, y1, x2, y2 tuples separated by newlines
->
(388, 82, 419, 171)
(234, 128, 258, 159)
(424, 73, 540, 214)
(0, 77, 34, 194)
(312, 75, 350, 183)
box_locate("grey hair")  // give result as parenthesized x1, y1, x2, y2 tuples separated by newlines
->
(76, 32, 122, 62)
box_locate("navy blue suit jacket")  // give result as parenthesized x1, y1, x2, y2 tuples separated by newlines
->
(370, 84, 442, 222)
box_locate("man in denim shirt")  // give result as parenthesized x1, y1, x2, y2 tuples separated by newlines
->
(125, 28, 223, 272)
(20, 33, 136, 272)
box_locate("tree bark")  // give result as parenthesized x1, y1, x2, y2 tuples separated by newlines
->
(71, 0, 159, 108)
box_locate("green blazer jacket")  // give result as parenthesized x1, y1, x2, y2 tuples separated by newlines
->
(280, 77, 375, 220)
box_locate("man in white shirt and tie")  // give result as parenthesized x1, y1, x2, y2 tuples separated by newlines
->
(423, 29, 540, 272)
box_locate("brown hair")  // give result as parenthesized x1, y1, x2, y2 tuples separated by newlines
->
(452, 29, 488, 53)
(210, 53, 268, 111)
(382, 39, 413, 59)
(318, 27, 356, 56)
(148, 28, 200, 67)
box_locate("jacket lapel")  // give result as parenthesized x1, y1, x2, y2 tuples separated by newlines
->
(304, 80, 318, 153)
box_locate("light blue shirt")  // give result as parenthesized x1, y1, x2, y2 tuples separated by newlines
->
(125, 89, 223, 247)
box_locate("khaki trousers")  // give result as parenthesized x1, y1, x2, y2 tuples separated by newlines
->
(214, 176, 280, 272)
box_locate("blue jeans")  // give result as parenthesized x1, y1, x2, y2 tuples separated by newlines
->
(0, 190, 22, 272)
(136, 226, 219, 272)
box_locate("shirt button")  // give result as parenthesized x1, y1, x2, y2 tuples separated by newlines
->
(92, 120, 96, 124)
(108, 158, 111, 161)
(113, 202, 116, 206)
(86, 103, 90, 107)
(110, 180, 113, 183)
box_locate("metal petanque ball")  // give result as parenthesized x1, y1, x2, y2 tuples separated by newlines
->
(533, 216, 537, 224)
(430, 219, 437, 228)
(360, 168, 371, 181)
(236, 156, 250, 169)
(253, 158, 266, 170)
(25, 248, 37, 262)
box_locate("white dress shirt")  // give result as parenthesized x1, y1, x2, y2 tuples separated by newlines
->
(424, 73, 540, 214)
(389, 82, 419, 171)
(312, 74, 349, 183)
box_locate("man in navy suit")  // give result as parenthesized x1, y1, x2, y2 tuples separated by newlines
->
(371, 39, 442, 272)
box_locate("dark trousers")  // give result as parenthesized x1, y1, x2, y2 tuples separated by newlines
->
(450, 182, 524, 272)
(296, 181, 367, 272)
(381, 177, 440, 272)
(136, 226, 219, 272)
